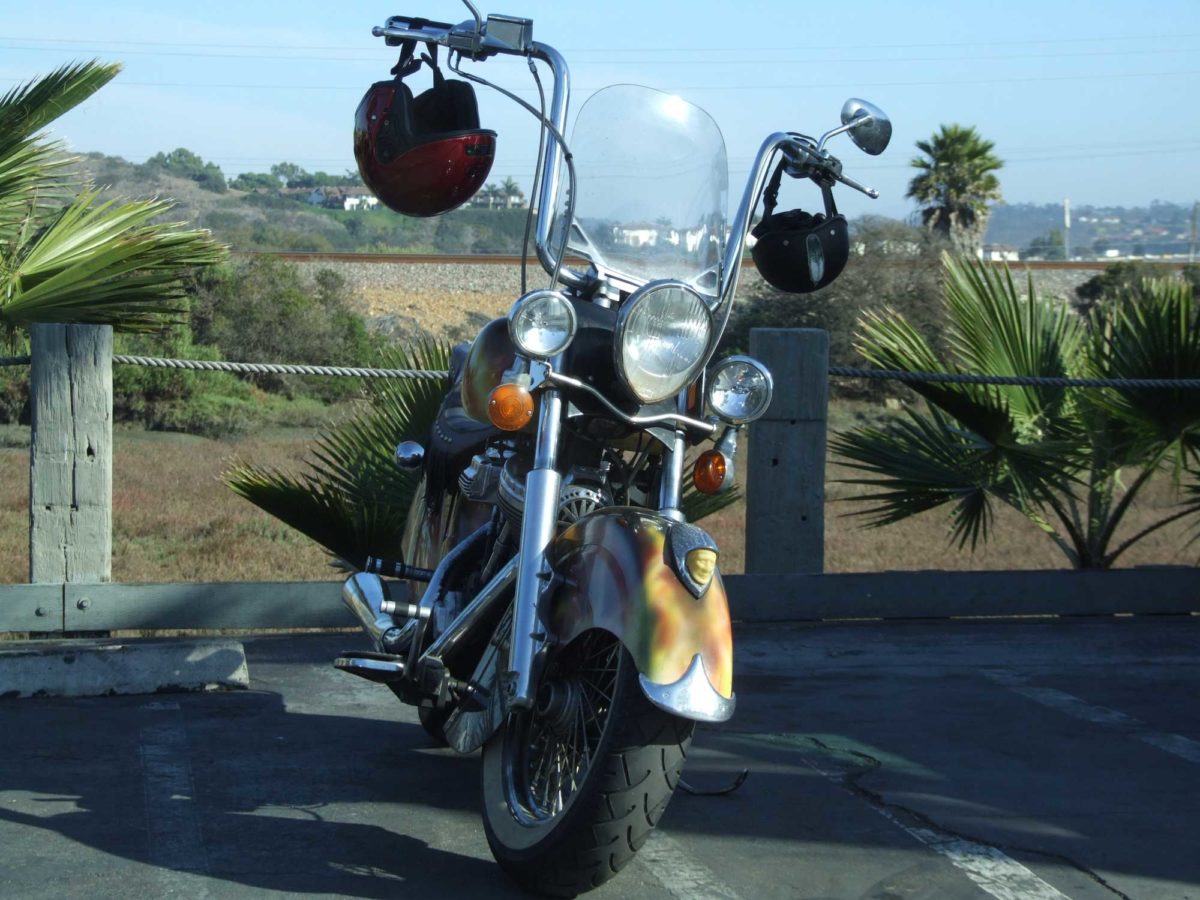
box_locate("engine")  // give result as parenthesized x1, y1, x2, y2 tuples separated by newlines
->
(458, 448, 610, 529)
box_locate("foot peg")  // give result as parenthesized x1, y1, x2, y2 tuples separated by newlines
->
(334, 650, 407, 684)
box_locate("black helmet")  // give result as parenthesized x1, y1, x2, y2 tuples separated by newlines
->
(750, 166, 850, 293)
(354, 42, 496, 217)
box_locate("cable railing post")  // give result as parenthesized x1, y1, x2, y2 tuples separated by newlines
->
(29, 324, 113, 585)
(746, 328, 829, 575)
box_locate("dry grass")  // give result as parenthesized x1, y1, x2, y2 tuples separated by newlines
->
(0, 414, 1196, 585)
(0, 426, 336, 584)
(705, 458, 1197, 574)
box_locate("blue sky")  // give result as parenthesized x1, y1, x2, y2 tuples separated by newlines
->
(1, 1, 1197, 221)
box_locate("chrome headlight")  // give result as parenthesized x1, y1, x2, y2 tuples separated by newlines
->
(615, 281, 712, 404)
(508, 289, 577, 359)
(707, 355, 774, 424)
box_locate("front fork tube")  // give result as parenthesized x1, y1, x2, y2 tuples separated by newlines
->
(658, 428, 687, 522)
(506, 388, 564, 709)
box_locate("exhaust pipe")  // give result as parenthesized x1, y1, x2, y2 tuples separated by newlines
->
(341, 572, 412, 650)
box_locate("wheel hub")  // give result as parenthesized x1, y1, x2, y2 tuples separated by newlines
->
(534, 678, 582, 737)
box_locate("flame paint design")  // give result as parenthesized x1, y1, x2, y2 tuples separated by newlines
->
(546, 509, 733, 698)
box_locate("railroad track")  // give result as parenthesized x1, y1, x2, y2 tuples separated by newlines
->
(232, 251, 587, 266)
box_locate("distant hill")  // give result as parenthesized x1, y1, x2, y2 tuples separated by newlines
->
(75, 150, 1197, 260)
(986, 202, 1195, 259)
(76, 151, 534, 255)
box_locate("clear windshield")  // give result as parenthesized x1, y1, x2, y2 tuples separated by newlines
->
(554, 85, 728, 296)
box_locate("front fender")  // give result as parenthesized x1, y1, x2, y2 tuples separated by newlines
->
(544, 508, 735, 722)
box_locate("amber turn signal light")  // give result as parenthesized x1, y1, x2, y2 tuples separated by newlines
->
(692, 449, 730, 494)
(488, 383, 535, 431)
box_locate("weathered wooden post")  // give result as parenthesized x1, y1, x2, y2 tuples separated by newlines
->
(29, 324, 113, 584)
(745, 328, 829, 574)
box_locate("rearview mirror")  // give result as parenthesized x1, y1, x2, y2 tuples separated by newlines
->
(840, 98, 892, 156)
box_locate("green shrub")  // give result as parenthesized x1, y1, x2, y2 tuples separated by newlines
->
(141, 147, 227, 193)
(187, 256, 380, 403)
(113, 328, 256, 437)
(0, 364, 28, 424)
(1075, 261, 1200, 313)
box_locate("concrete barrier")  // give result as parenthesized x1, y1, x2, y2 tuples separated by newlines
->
(0, 639, 249, 699)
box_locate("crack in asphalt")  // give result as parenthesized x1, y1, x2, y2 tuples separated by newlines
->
(803, 736, 1133, 900)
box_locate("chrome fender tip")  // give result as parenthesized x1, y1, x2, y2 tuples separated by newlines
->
(638, 654, 735, 723)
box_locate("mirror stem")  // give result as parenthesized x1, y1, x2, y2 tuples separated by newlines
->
(462, 0, 483, 32)
(815, 116, 871, 153)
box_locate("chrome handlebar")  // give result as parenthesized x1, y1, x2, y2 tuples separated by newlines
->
(372, 13, 881, 328)
(713, 132, 877, 338)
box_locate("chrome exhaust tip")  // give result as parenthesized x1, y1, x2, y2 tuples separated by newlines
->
(341, 572, 396, 649)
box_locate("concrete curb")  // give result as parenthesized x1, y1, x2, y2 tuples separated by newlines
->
(0, 639, 249, 699)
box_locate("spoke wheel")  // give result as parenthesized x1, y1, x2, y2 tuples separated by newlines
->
(482, 630, 694, 898)
(505, 631, 618, 824)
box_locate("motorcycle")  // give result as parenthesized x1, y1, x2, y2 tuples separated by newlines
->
(336, 4, 891, 895)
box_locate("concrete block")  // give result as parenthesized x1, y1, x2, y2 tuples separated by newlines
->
(0, 639, 248, 699)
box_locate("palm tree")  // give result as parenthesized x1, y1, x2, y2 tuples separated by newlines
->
(0, 61, 224, 334)
(500, 176, 524, 209)
(907, 125, 1003, 256)
(832, 254, 1200, 569)
(478, 182, 502, 209)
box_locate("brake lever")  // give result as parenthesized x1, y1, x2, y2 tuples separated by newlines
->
(783, 138, 880, 198)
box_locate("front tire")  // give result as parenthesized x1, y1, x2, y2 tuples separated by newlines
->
(481, 630, 694, 897)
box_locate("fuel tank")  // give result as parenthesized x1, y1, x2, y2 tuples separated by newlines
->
(460, 318, 517, 423)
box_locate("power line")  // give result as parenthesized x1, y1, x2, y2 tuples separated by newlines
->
(4, 41, 1197, 65)
(851, 145, 1200, 171)
(1, 31, 1195, 52)
(7, 68, 1196, 92)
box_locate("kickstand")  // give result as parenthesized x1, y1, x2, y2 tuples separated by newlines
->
(679, 769, 750, 796)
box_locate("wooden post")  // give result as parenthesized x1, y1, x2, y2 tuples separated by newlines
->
(29, 324, 113, 584)
(745, 328, 829, 574)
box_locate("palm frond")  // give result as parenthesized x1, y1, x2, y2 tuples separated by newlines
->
(941, 254, 1080, 433)
(0, 135, 77, 238)
(833, 401, 1076, 553)
(0, 61, 120, 234)
(1084, 278, 1200, 457)
(855, 305, 1016, 446)
(225, 341, 452, 566)
(224, 464, 392, 568)
(1181, 467, 1200, 546)
(1, 190, 225, 330)
(833, 406, 996, 533)
(0, 60, 120, 146)
(681, 481, 741, 524)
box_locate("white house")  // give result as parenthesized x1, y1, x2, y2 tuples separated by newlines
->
(979, 244, 1020, 262)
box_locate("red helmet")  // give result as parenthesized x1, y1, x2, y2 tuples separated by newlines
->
(354, 51, 496, 218)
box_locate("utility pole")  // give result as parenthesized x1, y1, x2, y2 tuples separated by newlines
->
(1063, 198, 1071, 261)
(1191, 200, 1197, 264)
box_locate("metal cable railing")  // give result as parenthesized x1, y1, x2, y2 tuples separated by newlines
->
(828, 367, 1200, 390)
(110, 355, 448, 380)
(4, 352, 1200, 389)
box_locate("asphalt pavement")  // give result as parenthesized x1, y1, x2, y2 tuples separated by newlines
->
(1, 618, 1198, 899)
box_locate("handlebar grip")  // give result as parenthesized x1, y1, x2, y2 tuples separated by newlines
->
(364, 556, 435, 582)
(833, 171, 880, 199)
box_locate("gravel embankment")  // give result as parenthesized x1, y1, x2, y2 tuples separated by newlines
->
(284, 257, 1099, 344)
